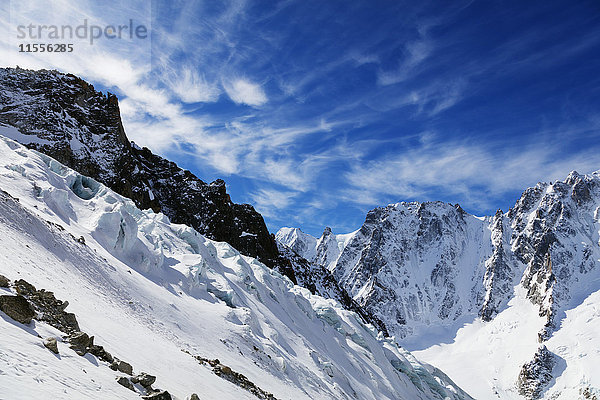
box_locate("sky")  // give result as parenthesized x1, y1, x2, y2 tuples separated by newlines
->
(1, 0, 600, 237)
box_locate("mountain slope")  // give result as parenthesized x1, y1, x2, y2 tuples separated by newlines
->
(0, 67, 290, 280)
(0, 135, 472, 400)
(278, 173, 600, 399)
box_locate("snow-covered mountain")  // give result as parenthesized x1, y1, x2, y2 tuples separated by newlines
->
(0, 67, 293, 280)
(0, 135, 471, 399)
(278, 174, 600, 399)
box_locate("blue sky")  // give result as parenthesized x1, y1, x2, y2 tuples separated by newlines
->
(2, 0, 600, 236)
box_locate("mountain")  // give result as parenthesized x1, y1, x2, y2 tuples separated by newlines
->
(0, 66, 392, 336)
(277, 173, 600, 399)
(0, 134, 472, 399)
(0, 67, 294, 281)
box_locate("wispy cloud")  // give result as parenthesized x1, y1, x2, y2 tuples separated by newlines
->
(343, 126, 600, 211)
(223, 78, 267, 106)
(250, 188, 298, 218)
(167, 67, 221, 104)
(2, 0, 599, 237)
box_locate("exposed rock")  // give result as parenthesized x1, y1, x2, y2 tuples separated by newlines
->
(517, 346, 556, 399)
(116, 376, 134, 391)
(0, 67, 294, 282)
(479, 210, 517, 322)
(68, 331, 93, 356)
(0, 295, 35, 324)
(283, 170, 600, 345)
(43, 337, 59, 354)
(188, 394, 200, 400)
(0, 274, 9, 288)
(131, 372, 156, 387)
(217, 364, 232, 375)
(142, 390, 172, 400)
(13, 279, 79, 333)
(116, 360, 133, 375)
(88, 344, 114, 363)
(277, 241, 388, 336)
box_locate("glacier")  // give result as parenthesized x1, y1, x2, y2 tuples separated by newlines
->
(0, 134, 471, 399)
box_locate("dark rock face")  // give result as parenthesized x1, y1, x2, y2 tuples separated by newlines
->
(517, 346, 556, 399)
(142, 391, 172, 400)
(0, 295, 35, 324)
(0, 274, 9, 288)
(0, 67, 292, 281)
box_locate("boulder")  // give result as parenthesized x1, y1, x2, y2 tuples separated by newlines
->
(131, 372, 156, 387)
(116, 376, 134, 391)
(43, 337, 59, 354)
(68, 331, 93, 355)
(218, 365, 232, 375)
(0, 295, 35, 324)
(88, 344, 113, 363)
(14, 279, 36, 296)
(117, 360, 133, 375)
(188, 394, 200, 400)
(142, 391, 172, 400)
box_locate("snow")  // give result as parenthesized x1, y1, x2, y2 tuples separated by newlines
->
(0, 124, 52, 146)
(0, 135, 469, 400)
(414, 286, 546, 399)
(0, 312, 139, 400)
(283, 187, 600, 399)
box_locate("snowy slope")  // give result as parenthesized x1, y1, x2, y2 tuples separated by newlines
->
(280, 173, 600, 399)
(276, 228, 318, 262)
(0, 135, 471, 400)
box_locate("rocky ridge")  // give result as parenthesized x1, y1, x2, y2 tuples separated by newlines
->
(278, 172, 600, 346)
(0, 67, 292, 280)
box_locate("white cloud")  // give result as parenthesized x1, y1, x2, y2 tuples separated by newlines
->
(343, 131, 600, 211)
(250, 188, 298, 218)
(377, 38, 433, 86)
(169, 69, 221, 104)
(223, 78, 268, 107)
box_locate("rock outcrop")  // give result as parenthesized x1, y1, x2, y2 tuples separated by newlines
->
(517, 345, 556, 399)
(0, 294, 35, 324)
